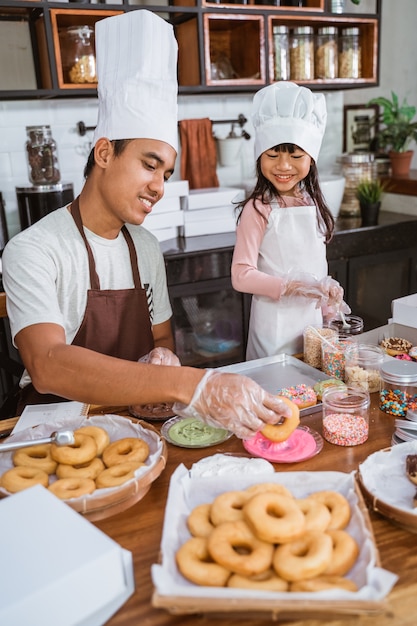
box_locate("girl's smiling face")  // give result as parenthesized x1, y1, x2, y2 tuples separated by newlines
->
(260, 144, 312, 197)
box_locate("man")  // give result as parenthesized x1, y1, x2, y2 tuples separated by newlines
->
(2, 11, 290, 438)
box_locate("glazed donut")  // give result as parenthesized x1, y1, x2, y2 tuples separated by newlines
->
(207, 520, 274, 577)
(296, 497, 332, 532)
(245, 482, 293, 499)
(290, 575, 358, 592)
(277, 384, 317, 409)
(102, 437, 149, 467)
(1, 466, 49, 493)
(50, 433, 97, 466)
(324, 529, 359, 576)
(187, 503, 216, 538)
(380, 337, 412, 356)
(261, 397, 300, 443)
(227, 569, 289, 592)
(95, 461, 143, 488)
(176, 536, 231, 587)
(13, 443, 57, 475)
(243, 492, 305, 544)
(406, 454, 417, 486)
(56, 457, 105, 480)
(309, 491, 351, 530)
(210, 490, 252, 525)
(48, 477, 96, 500)
(272, 530, 333, 582)
(75, 425, 110, 456)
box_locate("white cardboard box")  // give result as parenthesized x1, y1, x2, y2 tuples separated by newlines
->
(358, 322, 417, 346)
(163, 180, 189, 198)
(0, 485, 135, 626)
(187, 187, 244, 211)
(183, 205, 236, 237)
(144, 209, 184, 231)
(391, 294, 417, 329)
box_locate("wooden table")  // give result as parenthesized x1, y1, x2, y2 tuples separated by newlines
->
(1, 396, 417, 626)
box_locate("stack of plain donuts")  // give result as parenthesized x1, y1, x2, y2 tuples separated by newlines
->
(0, 425, 150, 500)
(176, 482, 360, 593)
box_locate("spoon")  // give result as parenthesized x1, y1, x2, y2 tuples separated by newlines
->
(339, 310, 351, 330)
(0, 430, 75, 453)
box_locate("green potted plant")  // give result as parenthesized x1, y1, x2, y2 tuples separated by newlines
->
(355, 178, 386, 226)
(368, 92, 417, 176)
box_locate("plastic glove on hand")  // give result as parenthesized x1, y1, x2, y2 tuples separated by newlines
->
(138, 347, 181, 366)
(280, 271, 324, 303)
(172, 370, 292, 440)
(318, 276, 345, 310)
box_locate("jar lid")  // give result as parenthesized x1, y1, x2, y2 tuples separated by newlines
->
(273, 25, 289, 35)
(318, 27, 338, 35)
(341, 27, 360, 36)
(292, 26, 314, 35)
(381, 360, 417, 383)
(26, 125, 51, 132)
(338, 152, 375, 164)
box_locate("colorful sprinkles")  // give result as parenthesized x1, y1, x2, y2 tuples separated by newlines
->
(322, 413, 369, 446)
(321, 341, 351, 380)
(379, 389, 417, 417)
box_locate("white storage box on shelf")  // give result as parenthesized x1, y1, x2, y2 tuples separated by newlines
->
(0, 485, 134, 626)
(183, 186, 244, 237)
(144, 180, 189, 242)
(183, 205, 237, 237)
(186, 186, 244, 211)
(391, 294, 417, 329)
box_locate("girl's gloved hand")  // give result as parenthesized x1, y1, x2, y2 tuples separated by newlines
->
(172, 370, 292, 440)
(138, 347, 181, 366)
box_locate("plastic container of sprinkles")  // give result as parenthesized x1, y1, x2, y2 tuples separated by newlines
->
(379, 360, 417, 417)
(322, 386, 370, 446)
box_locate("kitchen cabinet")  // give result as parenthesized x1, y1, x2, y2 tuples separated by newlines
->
(0, 0, 381, 99)
(162, 212, 417, 368)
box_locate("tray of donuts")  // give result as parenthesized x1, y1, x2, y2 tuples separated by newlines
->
(0, 414, 167, 522)
(357, 440, 417, 534)
(151, 465, 398, 619)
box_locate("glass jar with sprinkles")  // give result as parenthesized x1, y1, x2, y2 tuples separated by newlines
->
(379, 360, 417, 417)
(321, 337, 355, 380)
(322, 386, 370, 446)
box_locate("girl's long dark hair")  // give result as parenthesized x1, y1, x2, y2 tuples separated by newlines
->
(235, 144, 335, 243)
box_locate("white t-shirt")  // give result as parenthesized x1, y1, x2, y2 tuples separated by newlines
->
(2, 207, 172, 385)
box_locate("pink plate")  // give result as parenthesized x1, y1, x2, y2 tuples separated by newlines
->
(242, 425, 323, 463)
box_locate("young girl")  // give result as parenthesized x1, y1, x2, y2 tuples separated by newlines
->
(231, 81, 349, 360)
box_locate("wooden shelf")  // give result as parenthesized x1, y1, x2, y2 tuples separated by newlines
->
(0, 0, 381, 98)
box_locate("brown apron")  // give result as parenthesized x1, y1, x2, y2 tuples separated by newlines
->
(17, 196, 154, 410)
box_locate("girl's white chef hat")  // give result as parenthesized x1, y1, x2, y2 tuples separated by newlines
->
(92, 10, 178, 152)
(252, 81, 327, 162)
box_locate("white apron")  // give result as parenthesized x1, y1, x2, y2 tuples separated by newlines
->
(246, 203, 327, 360)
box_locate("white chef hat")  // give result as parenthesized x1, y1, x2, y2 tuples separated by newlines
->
(92, 10, 178, 152)
(252, 81, 327, 162)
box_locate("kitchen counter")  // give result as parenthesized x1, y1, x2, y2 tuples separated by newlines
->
(381, 169, 417, 196)
(2, 393, 415, 625)
(160, 211, 417, 261)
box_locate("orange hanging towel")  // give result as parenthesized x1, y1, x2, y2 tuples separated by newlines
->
(179, 118, 219, 190)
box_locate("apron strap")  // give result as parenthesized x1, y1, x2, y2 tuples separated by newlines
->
(70, 196, 101, 290)
(70, 196, 142, 290)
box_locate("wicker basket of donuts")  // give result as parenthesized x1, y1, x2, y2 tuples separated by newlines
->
(0, 414, 167, 522)
(151, 464, 398, 619)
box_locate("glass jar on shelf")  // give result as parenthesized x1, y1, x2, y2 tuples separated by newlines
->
(25, 125, 61, 186)
(273, 25, 290, 81)
(338, 152, 377, 217)
(315, 26, 338, 79)
(290, 26, 314, 81)
(61, 25, 97, 85)
(339, 27, 361, 79)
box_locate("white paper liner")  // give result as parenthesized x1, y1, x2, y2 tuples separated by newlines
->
(152, 466, 398, 602)
(0, 414, 163, 501)
(358, 440, 417, 515)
